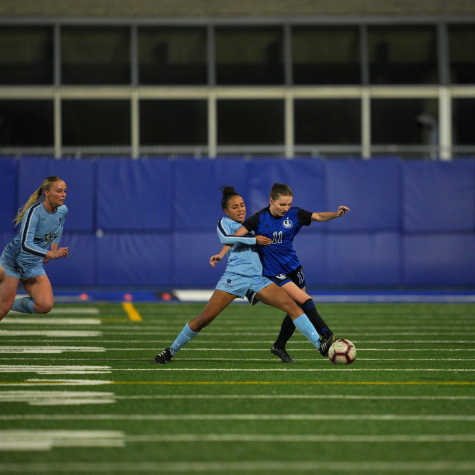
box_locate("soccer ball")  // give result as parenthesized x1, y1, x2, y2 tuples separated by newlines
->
(328, 339, 356, 365)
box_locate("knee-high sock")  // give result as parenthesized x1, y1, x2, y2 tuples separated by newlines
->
(170, 323, 199, 355)
(301, 299, 331, 338)
(11, 297, 36, 314)
(293, 314, 321, 350)
(274, 314, 295, 348)
(274, 299, 331, 348)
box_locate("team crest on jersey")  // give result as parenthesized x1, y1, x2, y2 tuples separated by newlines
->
(276, 274, 286, 280)
(282, 218, 293, 228)
(43, 232, 57, 244)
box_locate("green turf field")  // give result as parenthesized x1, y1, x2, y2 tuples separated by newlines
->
(0, 302, 474, 474)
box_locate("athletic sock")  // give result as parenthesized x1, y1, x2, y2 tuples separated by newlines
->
(170, 322, 199, 355)
(11, 297, 37, 314)
(274, 314, 296, 348)
(301, 299, 331, 339)
(293, 314, 321, 350)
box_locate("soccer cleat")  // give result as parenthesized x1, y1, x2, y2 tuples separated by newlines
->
(271, 345, 295, 363)
(154, 347, 173, 364)
(319, 333, 337, 357)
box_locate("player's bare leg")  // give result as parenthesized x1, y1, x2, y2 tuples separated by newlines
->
(154, 290, 236, 364)
(21, 275, 54, 314)
(0, 275, 20, 322)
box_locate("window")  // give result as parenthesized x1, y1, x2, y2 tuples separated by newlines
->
(368, 26, 438, 84)
(62, 100, 131, 146)
(0, 100, 54, 146)
(138, 27, 207, 85)
(217, 100, 284, 145)
(371, 99, 439, 145)
(449, 25, 475, 84)
(292, 26, 360, 85)
(215, 27, 284, 85)
(61, 27, 130, 85)
(0, 27, 53, 85)
(140, 100, 207, 145)
(294, 99, 361, 144)
(452, 99, 475, 145)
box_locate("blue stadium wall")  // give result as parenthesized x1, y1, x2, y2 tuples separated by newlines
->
(0, 157, 473, 287)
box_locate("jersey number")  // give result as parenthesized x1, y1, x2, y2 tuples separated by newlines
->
(272, 231, 283, 244)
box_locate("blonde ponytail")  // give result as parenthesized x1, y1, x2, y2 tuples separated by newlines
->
(14, 176, 64, 226)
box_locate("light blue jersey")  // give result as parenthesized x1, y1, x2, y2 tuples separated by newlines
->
(2, 202, 67, 267)
(215, 217, 272, 299)
(217, 217, 262, 277)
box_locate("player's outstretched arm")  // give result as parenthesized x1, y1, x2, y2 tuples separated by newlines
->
(311, 206, 350, 222)
(210, 245, 232, 267)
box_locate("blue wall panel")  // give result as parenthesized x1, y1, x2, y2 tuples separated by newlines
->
(325, 159, 400, 231)
(291, 231, 326, 284)
(0, 159, 17, 231)
(403, 160, 475, 232)
(173, 231, 223, 285)
(97, 159, 172, 231)
(47, 233, 95, 286)
(3, 157, 475, 287)
(326, 233, 401, 285)
(0, 232, 15, 252)
(404, 234, 475, 285)
(174, 158, 248, 230)
(97, 233, 172, 285)
(18, 158, 94, 231)
(247, 159, 325, 223)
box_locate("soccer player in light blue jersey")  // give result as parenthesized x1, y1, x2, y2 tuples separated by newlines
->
(154, 186, 327, 364)
(214, 183, 349, 363)
(0, 176, 69, 321)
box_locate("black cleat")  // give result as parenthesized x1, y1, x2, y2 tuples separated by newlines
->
(319, 333, 337, 357)
(271, 345, 295, 363)
(154, 347, 173, 364)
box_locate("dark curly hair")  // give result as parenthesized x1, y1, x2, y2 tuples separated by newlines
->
(220, 186, 241, 210)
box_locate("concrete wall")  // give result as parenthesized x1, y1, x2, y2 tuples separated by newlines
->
(2, 0, 475, 19)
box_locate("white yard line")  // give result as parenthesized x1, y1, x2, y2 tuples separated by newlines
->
(1, 319, 101, 325)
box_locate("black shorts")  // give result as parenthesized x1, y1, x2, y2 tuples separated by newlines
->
(269, 264, 306, 289)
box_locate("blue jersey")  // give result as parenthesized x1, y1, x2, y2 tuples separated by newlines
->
(217, 217, 263, 277)
(243, 206, 312, 277)
(3, 202, 67, 265)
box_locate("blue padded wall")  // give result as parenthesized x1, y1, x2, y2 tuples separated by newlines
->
(0, 159, 17, 231)
(97, 232, 172, 285)
(404, 234, 475, 285)
(326, 232, 401, 285)
(325, 159, 400, 232)
(18, 158, 94, 231)
(403, 160, 475, 232)
(173, 231, 223, 286)
(47, 234, 95, 286)
(247, 159, 325, 220)
(174, 158, 248, 230)
(97, 159, 173, 231)
(2, 156, 475, 287)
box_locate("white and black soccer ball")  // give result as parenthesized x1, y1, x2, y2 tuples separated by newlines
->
(328, 339, 356, 365)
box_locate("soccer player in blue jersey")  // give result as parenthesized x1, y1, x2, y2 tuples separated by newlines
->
(0, 176, 69, 321)
(212, 183, 349, 363)
(154, 186, 328, 364)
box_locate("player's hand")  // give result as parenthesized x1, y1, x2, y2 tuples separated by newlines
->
(337, 206, 350, 217)
(48, 247, 69, 259)
(43, 256, 52, 264)
(256, 235, 272, 245)
(209, 255, 222, 268)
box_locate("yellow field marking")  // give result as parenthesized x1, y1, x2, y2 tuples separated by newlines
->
(122, 303, 142, 321)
